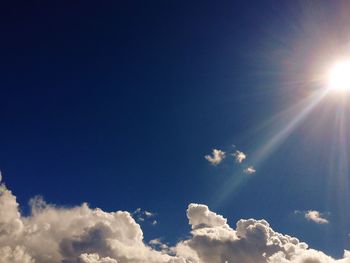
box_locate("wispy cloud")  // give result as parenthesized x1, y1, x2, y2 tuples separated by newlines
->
(305, 210, 329, 224)
(233, 150, 247, 163)
(205, 149, 225, 165)
(149, 238, 170, 253)
(243, 166, 256, 174)
(133, 208, 157, 224)
(144, 211, 154, 217)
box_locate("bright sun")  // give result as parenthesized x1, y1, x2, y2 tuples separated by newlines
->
(328, 60, 350, 92)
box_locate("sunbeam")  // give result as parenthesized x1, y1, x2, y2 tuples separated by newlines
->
(213, 88, 329, 207)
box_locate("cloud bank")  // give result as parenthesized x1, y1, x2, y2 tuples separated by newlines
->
(0, 180, 348, 263)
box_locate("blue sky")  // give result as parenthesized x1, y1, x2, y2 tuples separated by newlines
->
(1, 1, 350, 262)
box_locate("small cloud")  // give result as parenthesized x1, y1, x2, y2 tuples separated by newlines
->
(149, 238, 162, 246)
(152, 220, 157, 226)
(305, 210, 329, 224)
(145, 211, 154, 217)
(232, 150, 247, 163)
(205, 149, 225, 166)
(243, 166, 256, 174)
(149, 238, 169, 253)
(133, 208, 156, 224)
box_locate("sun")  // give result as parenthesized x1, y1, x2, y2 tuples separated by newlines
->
(328, 60, 350, 92)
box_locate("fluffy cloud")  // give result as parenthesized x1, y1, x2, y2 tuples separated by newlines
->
(243, 166, 256, 174)
(232, 150, 247, 163)
(149, 239, 170, 254)
(205, 149, 225, 165)
(305, 210, 329, 224)
(0, 246, 34, 263)
(0, 181, 179, 263)
(78, 253, 118, 263)
(175, 204, 348, 263)
(0, 179, 348, 263)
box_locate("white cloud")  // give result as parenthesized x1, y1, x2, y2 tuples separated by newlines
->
(243, 166, 256, 174)
(305, 210, 329, 224)
(186, 203, 227, 230)
(175, 204, 348, 263)
(233, 150, 247, 163)
(149, 239, 169, 253)
(149, 239, 163, 246)
(78, 253, 118, 263)
(133, 208, 156, 224)
(0, 180, 348, 263)
(0, 182, 179, 263)
(145, 211, 155, 217)
(0, 246, 34, 263)
(204, 149, 225, 165)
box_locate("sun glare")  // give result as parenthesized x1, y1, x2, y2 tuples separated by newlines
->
(328, 60, 350, 92)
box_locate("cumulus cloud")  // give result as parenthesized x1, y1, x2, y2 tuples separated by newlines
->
(149, 239, 170, 254)
(175, 204, 349, 263)
(232, 150, 247, 163)
(204, 149, 225, 165)
(0, 179, 348, 263)
(78, 253, 118, 263)
(305, 210, 329, 224)
(0, 246, 34, 263)
(0, 181, 179, 263)
(243, 166, 256, 174)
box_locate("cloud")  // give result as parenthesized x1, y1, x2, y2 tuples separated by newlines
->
(232, 150, 247, 163)
(149, 239, 163, 246)
(305, 210, 329, 224)
(149, 239, 170, 253)
(0, 182, 179, 263)
(0, 246, 34, 263)
(204, 149, 225, 165)
(0, 180, 349, 263)
(78, 253, 118, 263)
(175, 204, 348, 263)
(133, 208, 156, 225)
(186, 203, 227, 230)
(243, 166, 256, 174)
(145, 211, 155, 217)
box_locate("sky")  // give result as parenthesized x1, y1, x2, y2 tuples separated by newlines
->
(1, 1, 350, 262)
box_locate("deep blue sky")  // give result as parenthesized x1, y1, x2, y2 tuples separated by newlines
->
(1, 0, 350, 258)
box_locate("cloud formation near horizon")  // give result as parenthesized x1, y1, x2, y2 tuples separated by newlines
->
(204, 149, 225, 166)
(0, 179, 348, 263)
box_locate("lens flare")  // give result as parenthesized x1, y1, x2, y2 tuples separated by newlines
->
(329, 61, 350, 92)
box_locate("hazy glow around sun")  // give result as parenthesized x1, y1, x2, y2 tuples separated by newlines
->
(328, 60, 350, 92)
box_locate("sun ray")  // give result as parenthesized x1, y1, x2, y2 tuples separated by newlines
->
(213, 88, 329, 207)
